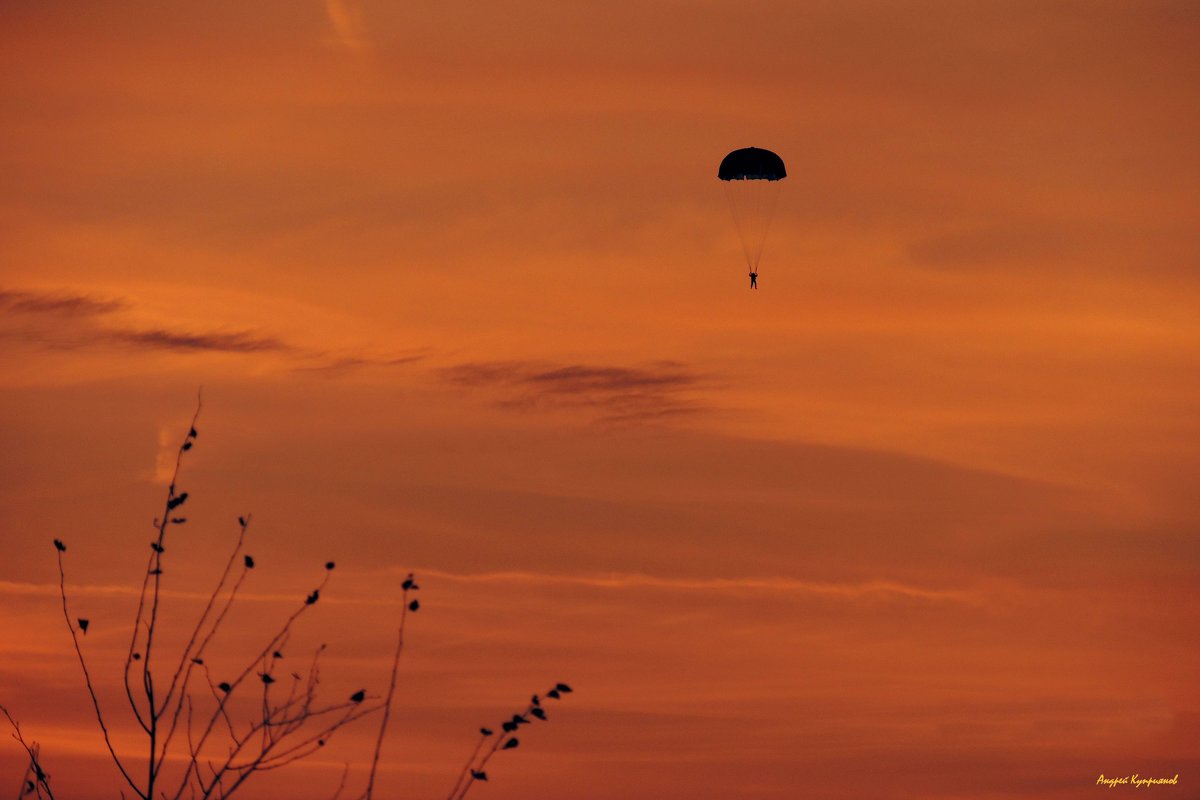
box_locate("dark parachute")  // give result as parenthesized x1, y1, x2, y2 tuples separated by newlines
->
(718, 147, 787, 181)
(718, 147, 786, 276)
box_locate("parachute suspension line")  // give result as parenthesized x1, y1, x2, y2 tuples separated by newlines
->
(756, 180, 782, 273)
(722, 181, 748, 269)
(722, 177, 782, 273)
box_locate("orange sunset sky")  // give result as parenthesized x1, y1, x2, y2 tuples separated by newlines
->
(2, 1, 1198, 798)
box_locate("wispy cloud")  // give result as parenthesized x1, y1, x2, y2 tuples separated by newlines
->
(291, 352, 428, 377)
(441, 360, 709, 423)
(324, 0, 370, 53)
(2, 288, 286, 354)
(0, 287, 428, 369)
(523, 364, 696, 392)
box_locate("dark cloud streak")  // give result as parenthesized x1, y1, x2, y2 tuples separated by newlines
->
(107, 327, 288, 353)
(0, 289, 126, 317)
(442, 360, 709, 423)
(525, 363, 695, 392)
(291, 353, 427, 377)
(0, 286, 380, 361)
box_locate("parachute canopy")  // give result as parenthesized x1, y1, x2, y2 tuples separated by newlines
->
(718, 147, 786, 275)
(718, 147, 787, 181)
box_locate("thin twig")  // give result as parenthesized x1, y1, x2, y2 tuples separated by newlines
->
(446, 733, 488, 800)
(329, 764, 351, 800)
(55, 550, 143, 797)
(1, 707, 53, 800)
(362, 586, 412, 800)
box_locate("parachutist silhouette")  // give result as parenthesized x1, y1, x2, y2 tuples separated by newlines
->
(350, 689, 366, 703)
(719, 147, 786, 279)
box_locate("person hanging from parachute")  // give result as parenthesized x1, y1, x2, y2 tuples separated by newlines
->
(718, 147, 786, 289)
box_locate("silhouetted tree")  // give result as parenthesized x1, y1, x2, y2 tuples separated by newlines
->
(2, 395, 573, 799)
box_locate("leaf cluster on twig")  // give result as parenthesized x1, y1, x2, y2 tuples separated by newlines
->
(447, 682, 575, 799)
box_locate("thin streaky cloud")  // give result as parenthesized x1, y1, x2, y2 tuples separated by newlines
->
(392, 568, 987, 605)
(1, 570, 983, 606)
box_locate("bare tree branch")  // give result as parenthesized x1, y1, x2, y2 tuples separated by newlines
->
(362, 579, 416, 799)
